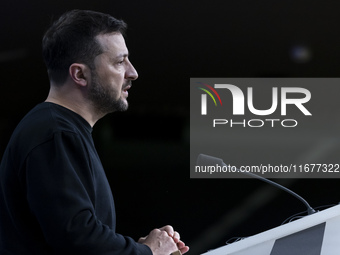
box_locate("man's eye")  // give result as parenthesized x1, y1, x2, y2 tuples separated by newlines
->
(117, 59, 125, 65)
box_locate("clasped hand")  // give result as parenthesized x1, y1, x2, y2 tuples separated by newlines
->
(138, 225, 189, 255)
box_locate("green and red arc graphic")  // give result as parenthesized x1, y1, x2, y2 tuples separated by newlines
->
(197, 82, 223, 106)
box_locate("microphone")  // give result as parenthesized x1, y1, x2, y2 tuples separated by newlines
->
(196, 154, 316, 215)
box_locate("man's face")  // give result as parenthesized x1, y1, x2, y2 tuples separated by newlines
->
(88, 33, 138, 114)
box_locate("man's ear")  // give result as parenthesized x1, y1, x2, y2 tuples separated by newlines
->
(69, 63, 90, 87)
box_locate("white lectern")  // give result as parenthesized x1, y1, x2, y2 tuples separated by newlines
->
(202, 204, 340, 255)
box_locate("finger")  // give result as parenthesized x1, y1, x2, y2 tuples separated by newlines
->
(173, 231, 180, 243)
(159, 225, 174, 237)
(176, 240, 185, 249)
(179, 245, 190, 254)
(138, 236, 147, 243)
(176, 240, 189, 254)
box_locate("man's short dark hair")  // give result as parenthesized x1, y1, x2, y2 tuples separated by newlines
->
(42, 9, 127, 84)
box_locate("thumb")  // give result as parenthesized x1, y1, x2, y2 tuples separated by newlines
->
(138, 236, 147, 243)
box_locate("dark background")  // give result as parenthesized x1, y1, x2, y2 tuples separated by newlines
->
(1, 1, 340, 254)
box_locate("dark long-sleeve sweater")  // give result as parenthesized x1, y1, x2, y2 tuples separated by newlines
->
(0, 102, 152, 255)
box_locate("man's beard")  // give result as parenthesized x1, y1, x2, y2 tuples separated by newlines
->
(88, 71, 129, 114)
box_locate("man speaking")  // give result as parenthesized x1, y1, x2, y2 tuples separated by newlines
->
(0, 9, 189, 255)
